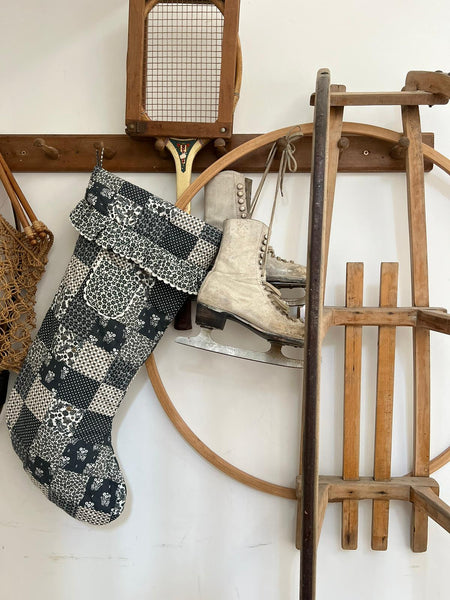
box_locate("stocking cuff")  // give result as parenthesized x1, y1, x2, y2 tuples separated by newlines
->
(70, 167, 222, 295)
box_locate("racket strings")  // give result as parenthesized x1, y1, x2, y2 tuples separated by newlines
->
(145, 1, 224, 123)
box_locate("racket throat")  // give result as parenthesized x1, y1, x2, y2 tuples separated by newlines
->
(165, 137, 210, 200)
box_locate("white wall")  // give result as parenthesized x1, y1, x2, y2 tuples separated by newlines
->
(0, 1, 449, 599)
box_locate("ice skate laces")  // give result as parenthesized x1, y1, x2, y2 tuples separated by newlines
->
(262, 280, 297, 321)
(252, 128, 302, 321)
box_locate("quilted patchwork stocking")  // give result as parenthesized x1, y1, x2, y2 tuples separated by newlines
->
(5, 167, 221, 525)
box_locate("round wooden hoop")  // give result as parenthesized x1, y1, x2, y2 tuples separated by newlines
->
(146, 122, 450, 500)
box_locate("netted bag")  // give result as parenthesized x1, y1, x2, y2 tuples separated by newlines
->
(0, 152, 53, 373)
(0, 215, 53, 371)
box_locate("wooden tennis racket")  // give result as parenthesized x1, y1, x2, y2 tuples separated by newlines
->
(126, 0, 241, 327)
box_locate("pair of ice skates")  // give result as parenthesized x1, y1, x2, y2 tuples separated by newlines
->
(176, 171, 306, 368)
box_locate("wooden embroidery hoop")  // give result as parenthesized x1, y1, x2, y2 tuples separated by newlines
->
(146, 119, 450, 501)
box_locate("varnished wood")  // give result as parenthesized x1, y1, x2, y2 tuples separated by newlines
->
(322, 87, 345, 297)
(165, 138, 208, 200)
(372, 263, 399, 551)
(322, 476, 439, 502)
(299, 68, 330, 600)
(145, 355, 297, 500)
(0, 129, 437, 173)
(175, 121, 445, 210)
(138, 116, 446, 506)
(402, 104, 431, 553)
(295, 481, 330, 550)
(134, 80, 450, 594)
(216, 0, 240, 132)
(317, 483, 330, 542)
(311, 91, 448, 107)
(126, 0, 146, 123)
(342, 263, 364, 550)
(0, 156, 31, 232)
(405, 71, 450, 98)
(416, 309, 450, 334)
(330, 306, 446, 327)
(126, 0, 241, 139)
(429, 446, 450, 474)
(410, 486, 450, 533)
(404, 446, 450, 477)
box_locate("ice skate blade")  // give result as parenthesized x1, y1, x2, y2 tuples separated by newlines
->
(175, 327, 303, 369)
(268, 279, 306, 289)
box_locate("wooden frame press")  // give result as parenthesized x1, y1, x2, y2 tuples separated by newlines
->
(125, 0, 241, 140)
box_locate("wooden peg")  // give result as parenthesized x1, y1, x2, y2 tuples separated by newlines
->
(213, 137, 227, 156)
(93, 142, 116, 160)
(390, 136, 410, 159)
(33, 138, 59, 160)
(154, 137, 169, 158)
(338, 137, 350, 154)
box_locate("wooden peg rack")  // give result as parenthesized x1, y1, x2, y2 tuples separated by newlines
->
(0, 132, 434, 173)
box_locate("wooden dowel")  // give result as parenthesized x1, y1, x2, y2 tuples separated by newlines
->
(342, 262, 364, 549)
(372, 263, 398, 550)
(0, 151, 36, 223)
(0, 151, 43, 241)
(0, 159, 32, 234)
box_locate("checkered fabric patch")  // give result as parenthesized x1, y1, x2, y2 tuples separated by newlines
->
(70, 167, 222, 295)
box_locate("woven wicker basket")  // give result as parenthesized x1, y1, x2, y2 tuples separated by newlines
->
(0, 152, 53, 373)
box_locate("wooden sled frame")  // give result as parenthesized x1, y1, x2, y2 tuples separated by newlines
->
(145, 69, 450, 600)
(298, 68, 450, 599)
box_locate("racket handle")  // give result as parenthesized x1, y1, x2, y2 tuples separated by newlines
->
(174, 297, 193, 331)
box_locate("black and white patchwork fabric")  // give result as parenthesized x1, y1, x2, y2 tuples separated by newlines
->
(5, 167, 222, 526)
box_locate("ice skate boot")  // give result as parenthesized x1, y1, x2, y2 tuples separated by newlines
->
(204, 170, 306, 288)
(176, 218, 304, 368)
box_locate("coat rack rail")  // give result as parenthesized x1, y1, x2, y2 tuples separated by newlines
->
(0, 133, 434, 173)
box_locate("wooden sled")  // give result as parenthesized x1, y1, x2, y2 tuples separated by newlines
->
(145, 69, 450, 600)
(297, 68, 450, 599)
